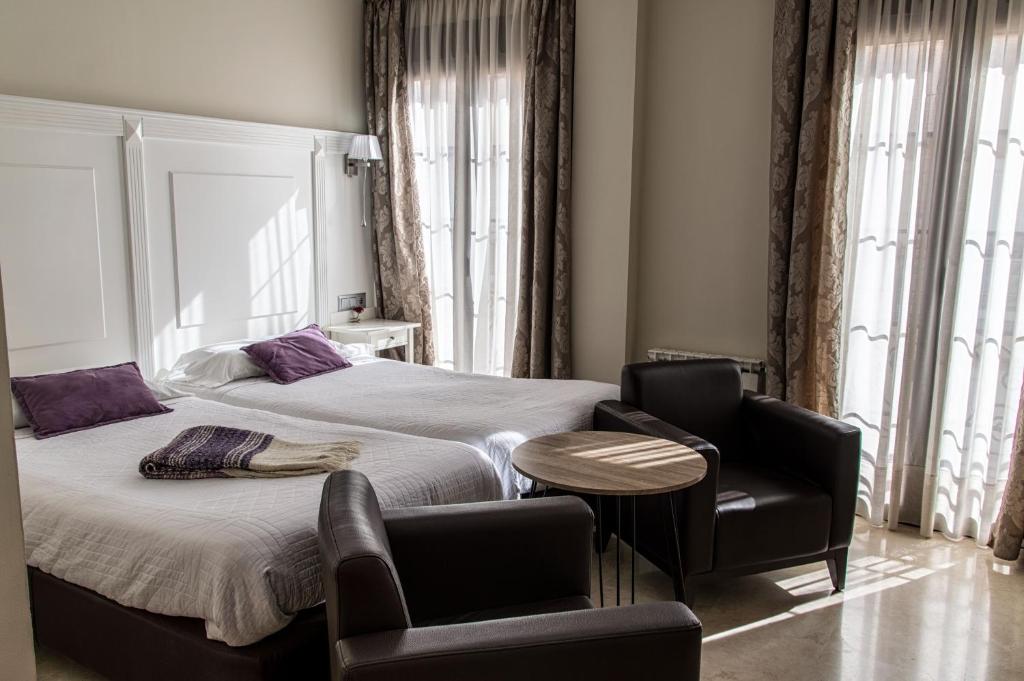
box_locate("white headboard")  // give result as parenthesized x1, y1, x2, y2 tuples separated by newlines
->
(0, 95, 372, 378)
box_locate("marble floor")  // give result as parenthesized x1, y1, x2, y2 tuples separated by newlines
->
(36, 519, 1024, 681)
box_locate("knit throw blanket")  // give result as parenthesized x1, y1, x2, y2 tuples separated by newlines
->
(139, 426, 360, 480)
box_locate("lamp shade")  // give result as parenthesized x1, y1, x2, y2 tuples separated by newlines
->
(348, 134, 383, 161)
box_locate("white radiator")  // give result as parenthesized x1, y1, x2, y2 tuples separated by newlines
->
(647, 348, 766, 392)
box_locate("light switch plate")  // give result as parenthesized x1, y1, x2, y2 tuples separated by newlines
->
(337, 292, 367, 312)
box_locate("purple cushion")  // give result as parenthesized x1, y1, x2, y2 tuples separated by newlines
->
(242, 325, 351, 384)
(11, 362, 172, 439)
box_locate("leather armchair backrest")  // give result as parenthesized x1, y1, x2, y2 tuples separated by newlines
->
(318, 470, 411, 646)
(621, 359, 744, 460)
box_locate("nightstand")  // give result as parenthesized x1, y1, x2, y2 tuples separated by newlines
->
(326, 319, 422, 363)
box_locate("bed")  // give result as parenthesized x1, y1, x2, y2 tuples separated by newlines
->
(18, 396, 502, 679)
(178, 353, 619, 498)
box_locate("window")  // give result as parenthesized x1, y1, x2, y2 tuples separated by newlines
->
(841, 0, 1024, 541)
(406, 0, 526, 375)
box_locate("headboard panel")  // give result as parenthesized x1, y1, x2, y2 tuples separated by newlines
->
(0, 125, 134, 376)
(0, 95, 365, 378)
(145, 139, 317, 371)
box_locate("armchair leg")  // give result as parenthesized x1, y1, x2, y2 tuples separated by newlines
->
(826, 548, 848, 592)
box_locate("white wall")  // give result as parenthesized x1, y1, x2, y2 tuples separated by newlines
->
(0, 0, 365, 132)
(629, 0, 773, 362)
(570, 0, 643, 384)
(0, 273, 36, 681)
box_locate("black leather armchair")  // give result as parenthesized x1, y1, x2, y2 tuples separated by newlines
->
(594, 359, 861, 604)
(318, 470, 703, 681)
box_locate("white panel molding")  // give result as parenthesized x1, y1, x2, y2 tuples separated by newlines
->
(0, 94, 354, 152)
(0, 94, 362, 374)
(0, 163, 107, 351)
(0, 96, 122, 137)
(168, 171, 305, 327)
(311, 136, 330, 325)
(122, 116, 156, 377)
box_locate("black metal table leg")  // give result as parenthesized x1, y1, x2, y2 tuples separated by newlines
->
(596, 495, 604, 608)
(631, 495, 637, 605)
(667, 492, 687, 603)
(529, 480, 537, 498)
(616, 496, 622, 606)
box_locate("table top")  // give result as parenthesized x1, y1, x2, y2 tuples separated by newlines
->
(327, 319, 422, 333)
(511, 431, 707, 496)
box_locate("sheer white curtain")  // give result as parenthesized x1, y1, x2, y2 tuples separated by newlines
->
(406, 0, 526, 375)
(842, 0, 1024, 544)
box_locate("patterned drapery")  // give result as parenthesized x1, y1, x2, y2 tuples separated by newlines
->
(511, 0, 575, 379)
(993, 388, 1024, 560)
(767, 0, 859, 416)
(364, 0, 436, 365)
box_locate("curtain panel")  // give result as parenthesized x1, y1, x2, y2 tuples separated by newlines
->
(993, 389, 1024, 559)
(406, 0, 527, 375)
(511, 0, 575, 379)
(365, 0, 437, 365)
(841, 0, 1024, 545)
(768, 0, 860, 417)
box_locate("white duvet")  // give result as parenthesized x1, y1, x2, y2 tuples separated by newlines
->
(186, 358, 619, 497)
(16, 397, 501, 646)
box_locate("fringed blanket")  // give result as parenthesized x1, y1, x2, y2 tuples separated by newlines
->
(139, 425, 360, 479)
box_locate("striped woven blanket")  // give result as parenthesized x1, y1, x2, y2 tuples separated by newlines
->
(139, 425, 360, 480)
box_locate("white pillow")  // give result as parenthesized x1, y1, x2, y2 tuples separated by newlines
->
(160, 338, 371, 389)
(159, 340, 266, 388)
(11, 396, 28, 429)
(145, 379, 192, 401)
(332, 341, 373, 358)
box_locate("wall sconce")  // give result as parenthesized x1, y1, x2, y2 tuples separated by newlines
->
(346, 134, 383, 230)
(345, 134, 383, 176)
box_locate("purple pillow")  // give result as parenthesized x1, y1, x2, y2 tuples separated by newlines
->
(11, 362, 172, 439)
(242, 325, 351, 384)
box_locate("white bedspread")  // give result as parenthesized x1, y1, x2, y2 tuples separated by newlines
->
(16, 398, 501, 647)
(189, 359, 619, 497)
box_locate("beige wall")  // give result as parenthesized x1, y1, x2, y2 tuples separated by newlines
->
(571, 0, 643, 384)
(0, 0, 365, 131)
(572, 0, 773, 380)
(0, 274, 35, 680)
(629, 0, 773, 361)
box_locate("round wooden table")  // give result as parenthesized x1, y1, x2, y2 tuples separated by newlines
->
(511, 431, 706, 607)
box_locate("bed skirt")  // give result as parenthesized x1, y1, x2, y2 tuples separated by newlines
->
(28, 568, 329, 681)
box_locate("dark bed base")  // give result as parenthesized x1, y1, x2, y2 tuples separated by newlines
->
(28, 568, 329, 681)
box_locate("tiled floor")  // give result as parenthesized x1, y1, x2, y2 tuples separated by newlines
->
(37, 519, 1024, 681)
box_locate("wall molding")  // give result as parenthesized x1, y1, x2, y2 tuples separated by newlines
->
(0, 94, 355, 151)
(0, 163, 107, 351)
(311, 136, 330, 325)
(0, 94, 359, 376)
(121, 116, 155, 377)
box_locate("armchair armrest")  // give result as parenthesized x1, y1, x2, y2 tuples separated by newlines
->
(337, 602, 702, 681)
(740, 392, 861, 549)
(594, 400, 715, 454)
(383, 496, 593, 623)
(593, 400, 719, 575)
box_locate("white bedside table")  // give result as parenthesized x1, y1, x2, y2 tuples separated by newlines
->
(326, 319, 421, 363)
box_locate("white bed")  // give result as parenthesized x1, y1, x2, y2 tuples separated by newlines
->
(16, 397, 502, 647)
(180, 355, 619, 497)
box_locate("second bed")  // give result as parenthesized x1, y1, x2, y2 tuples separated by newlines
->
(180, 353, 619, 497)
